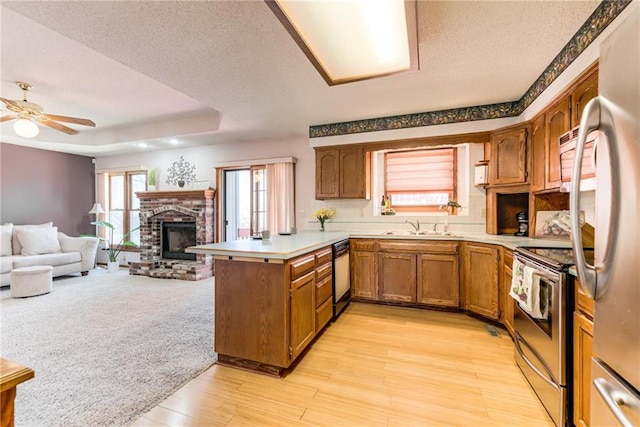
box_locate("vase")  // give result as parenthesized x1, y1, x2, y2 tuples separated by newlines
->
(319, 221, 325, 232)
(178, 180, 185, 188)
(107, 261, 119, 273)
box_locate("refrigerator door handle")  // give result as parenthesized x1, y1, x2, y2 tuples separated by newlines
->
(594, 377, 640, 427)
(571, 97, 620, 299)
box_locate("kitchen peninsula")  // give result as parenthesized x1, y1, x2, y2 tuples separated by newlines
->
(189, 231, 570, 376)
(188, 232, 347, 376)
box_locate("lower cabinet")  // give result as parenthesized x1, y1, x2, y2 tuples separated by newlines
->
(463, 242, 500, 320)
(574, 278, 595, 427)
(290, 270, 316, 360)
(378, 252, 416, 302)
(351, 240, 378, 300)
(417, 253, 459, 307)
(501, 249, 515, 337)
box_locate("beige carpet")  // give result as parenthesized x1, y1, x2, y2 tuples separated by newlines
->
(0, 269, 216, 427)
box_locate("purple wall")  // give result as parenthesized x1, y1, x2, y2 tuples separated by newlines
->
(0, 143, 95, 235)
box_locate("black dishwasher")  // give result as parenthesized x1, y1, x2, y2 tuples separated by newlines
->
(332, 239, 351, 318)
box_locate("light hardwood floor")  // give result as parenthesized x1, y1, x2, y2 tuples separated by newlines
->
(132, 303, 554, 427)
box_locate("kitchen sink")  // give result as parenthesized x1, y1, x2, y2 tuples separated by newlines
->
(380, 230, 458, 237)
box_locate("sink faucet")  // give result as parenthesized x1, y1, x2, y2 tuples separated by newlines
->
(405, 220, 420, 232)
(433, 223, 438, 232)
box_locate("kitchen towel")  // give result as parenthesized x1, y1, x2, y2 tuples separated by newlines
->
(510, 258, 547, 319)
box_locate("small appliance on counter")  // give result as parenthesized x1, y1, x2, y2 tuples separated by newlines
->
(515, 211, 528, 236)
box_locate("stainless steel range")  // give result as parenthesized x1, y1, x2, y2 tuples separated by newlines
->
(512, 247, 579, 427)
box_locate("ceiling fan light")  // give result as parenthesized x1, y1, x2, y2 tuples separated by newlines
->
(13, 118, 40, 138)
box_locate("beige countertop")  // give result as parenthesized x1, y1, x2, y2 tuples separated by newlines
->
(188, 230, 572, 260)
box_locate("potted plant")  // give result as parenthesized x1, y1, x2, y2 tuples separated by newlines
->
(148, 169, 157, 191)
(444, 200, 461, 215)
(90, 221, 139, 272)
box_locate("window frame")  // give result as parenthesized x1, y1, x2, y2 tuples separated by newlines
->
(107, 170, 146, 247)
(384, 147, 457, 213)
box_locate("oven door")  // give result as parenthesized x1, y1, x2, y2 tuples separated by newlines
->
(513, 255, 568, 426)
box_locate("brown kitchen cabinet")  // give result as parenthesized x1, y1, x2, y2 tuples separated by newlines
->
(500, 248, 515, 337)
(463, 242, 500, 320)
(214, 245, 333, 376)
(351, 239, 378, 300)
(489, 123, 530, 186)
(378, 251, 416, 302)
(315, 146, 370, 199)
(574, 277, 594, 427)
(544, 94, 571, 190)
(529, 114, 547, 193)
(417, 245, 460, 307)
(571, 66, 599, 126)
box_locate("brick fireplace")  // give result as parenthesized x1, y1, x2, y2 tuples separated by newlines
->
(129, 189, 215, 280)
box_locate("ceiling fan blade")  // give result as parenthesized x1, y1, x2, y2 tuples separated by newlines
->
(38, 118, 78, 135)
(0, 114, 18, 122)
(44, 114, 95, 127)
(1, 97, 21, 109)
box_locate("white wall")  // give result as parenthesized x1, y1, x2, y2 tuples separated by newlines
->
(95, 137, 321, 233)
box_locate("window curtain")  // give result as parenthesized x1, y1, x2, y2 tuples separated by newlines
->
(266, 162, 295, 234)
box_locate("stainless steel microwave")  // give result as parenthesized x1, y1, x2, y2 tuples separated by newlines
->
(559, 126, 597, 192)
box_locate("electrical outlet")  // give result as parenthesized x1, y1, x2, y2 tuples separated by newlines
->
(480, 208, 487, 218)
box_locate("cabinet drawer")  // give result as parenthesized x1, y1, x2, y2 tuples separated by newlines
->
(316, 298, 332, 332)
(290, 255, 316, 280)
(316, 262, 332, 281)
(351, 239, 375, 251)
(316, 275, 333, 306)
(316, 247, 333, 266)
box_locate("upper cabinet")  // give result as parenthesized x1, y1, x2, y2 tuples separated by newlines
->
(315, 146, 370, 199)
(489, 123, 530, 186)
(531, 64, 598, 193)
(544, 94, 571, 190)
(572, 67, 599, 126)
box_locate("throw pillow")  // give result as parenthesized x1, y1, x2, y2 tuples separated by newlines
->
(0, 224, 13, 256)
(16, 226, 62, 256)
(12, 222, 53, 255)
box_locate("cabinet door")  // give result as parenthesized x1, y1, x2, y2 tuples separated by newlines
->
(339, 147, 366, 198)
(378, 252, 416, 302)
(290, 271, 315, 360)
(490, 126, 528, 185)
(544, 95, 571, 190)
(573, 311, 594, 427)
(464, 244, 500, 320)
(572, 69, 598, 126)
(530, 114, 546, 193)
(315, 149, 339, 199)
(351, 250, 377, 300)
(501, 250, 515, 337)
(417, 253, 459, 307)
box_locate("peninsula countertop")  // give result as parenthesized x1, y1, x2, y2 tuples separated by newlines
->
(187, 230, 571, 260)
(187, 231, 349, 260)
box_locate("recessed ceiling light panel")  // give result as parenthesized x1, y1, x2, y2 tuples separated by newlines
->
(267, 0, 419, 86)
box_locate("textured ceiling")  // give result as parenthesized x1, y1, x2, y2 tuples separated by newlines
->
(0, 1, 600, 156)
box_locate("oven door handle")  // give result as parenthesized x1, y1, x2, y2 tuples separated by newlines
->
(514, 333, 560, 392)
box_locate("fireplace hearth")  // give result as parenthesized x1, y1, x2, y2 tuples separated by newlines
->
(162, 222, 197, 261)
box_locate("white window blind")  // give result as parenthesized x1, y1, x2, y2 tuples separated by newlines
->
(385, 148, 456, 211)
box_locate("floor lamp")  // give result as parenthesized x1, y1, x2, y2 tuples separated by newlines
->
(88, 203, 105, 268)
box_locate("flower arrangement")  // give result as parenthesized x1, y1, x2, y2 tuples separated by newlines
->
(312, 208, 335, 231)
(166, 156, 196, 188)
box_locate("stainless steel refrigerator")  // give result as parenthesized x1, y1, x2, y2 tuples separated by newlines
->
(570, 5, 640, 426)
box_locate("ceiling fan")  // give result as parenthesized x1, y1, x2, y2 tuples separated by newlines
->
(0, 81, 96, 137)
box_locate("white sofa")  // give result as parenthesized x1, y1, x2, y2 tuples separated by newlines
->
(1, 223, 99, 287)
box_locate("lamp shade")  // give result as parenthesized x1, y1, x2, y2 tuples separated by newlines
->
(88, 203, 105, 214)
(13, 119, 40, 138)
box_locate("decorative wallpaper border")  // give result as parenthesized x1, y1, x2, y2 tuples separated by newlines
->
(310, 0, 631, 139)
